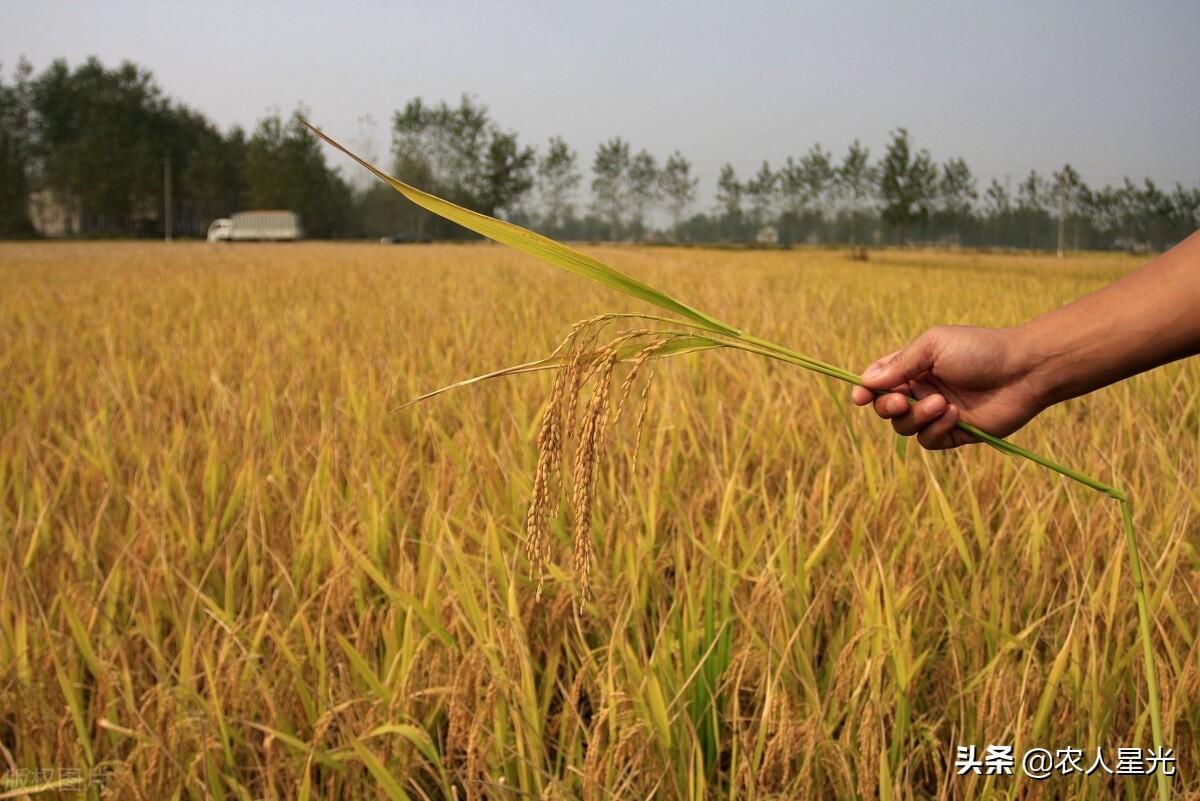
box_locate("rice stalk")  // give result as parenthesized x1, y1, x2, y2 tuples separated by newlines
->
(308, 121, 1171, 801)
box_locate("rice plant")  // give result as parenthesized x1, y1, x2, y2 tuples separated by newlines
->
(3, 220, 1191, 796)
(309, 120, 1173, 801)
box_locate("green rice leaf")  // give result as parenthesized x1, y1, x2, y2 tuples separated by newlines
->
(302, 119, 739, 338)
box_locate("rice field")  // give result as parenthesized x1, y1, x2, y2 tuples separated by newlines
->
(1, 241, 1197, 800)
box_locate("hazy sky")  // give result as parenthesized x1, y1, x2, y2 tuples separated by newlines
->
(4, 0, 1198, 202)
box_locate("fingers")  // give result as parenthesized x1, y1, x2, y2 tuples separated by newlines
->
(916, 403, 961, 450)
(859, 332, 937, 391)
(849, 329, 981, 451)
(852, 350, 901, 406)
(889, 393, 946, 436)
(851, 384, 874, 406)
(861, 394, 976, 451)
(872, 391, 912, 419)
(850, 382, 973, 451)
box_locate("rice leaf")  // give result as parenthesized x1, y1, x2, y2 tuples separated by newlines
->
(302, 119, 739, 338)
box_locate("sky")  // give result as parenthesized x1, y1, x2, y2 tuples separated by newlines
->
(3, 0, 1198, 204)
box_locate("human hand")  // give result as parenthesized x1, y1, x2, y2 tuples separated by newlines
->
(850, 325, 1047, 450)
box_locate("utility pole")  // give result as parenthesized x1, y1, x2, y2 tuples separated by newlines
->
(1056, 167, 1067, 258)
(165, 154, 175, 242)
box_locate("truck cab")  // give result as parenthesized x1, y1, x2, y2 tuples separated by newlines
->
(207, 218, 233, 242)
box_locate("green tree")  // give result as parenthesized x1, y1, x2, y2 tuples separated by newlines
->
(23, 57, 241, 237)
(745, 161, 777, 232)
(31, 58, 175, 235)
(479, 129, 534, 218)
(659, 151, 697, 241)
(1170, 184, 1200, 243)
(390, 102, 436, 238)
(982, 178, 1016, 244)
(1016, 170, 1052, 248)
(591, 138, 630, 241)
(176, 118, 246, 232)
(1052, 164, 1089, 249)
(245, 108, 352, 238)
(715, 163, 744, 241)
(936, 157, 977, 242)
(798, 145, 834, 242)
(353, 182, 407, 239)
(778, 145, 833, 244)
(627, 149, 659, 242)
(1083, 183, 1126, 247)
(390, 95, 533, 238)
(778, 157, 807, 243)
(879, 128, 937, 243)
(1131, 179, 1181, 251)
(535, 136, 580, 233)
(0, 61, 35, 236)
(835, 140, 877, 245)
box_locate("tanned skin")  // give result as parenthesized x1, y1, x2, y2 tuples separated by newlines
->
(851, 229, 1200, 449)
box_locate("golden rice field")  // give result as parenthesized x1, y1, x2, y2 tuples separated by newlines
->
(1, 241, 1197, 800)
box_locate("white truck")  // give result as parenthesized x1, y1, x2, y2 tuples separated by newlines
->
(207, 210, 302, 242)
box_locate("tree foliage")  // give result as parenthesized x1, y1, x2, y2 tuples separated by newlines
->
(745, 161, 777, 231)
(245, 110, 351, 238)
(627, 150, 659, 242)
(390, 95, 534, 239)
(591, 138, 631, 241)
(836, 140, 877, 244)
(936, 157, 977, 241)
(715, 164, 744, 242)
(0, 58, 1196, 249)
(535, 136, 580, 235)
(659, 151, 697, 241)
(0, 60, 35, 236)
(879, 128, 939, 242)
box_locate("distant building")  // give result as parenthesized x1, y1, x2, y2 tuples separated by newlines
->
(28, 190, 80, 237)
(755, 225, 779, 246)
(28, 190, 164, 237)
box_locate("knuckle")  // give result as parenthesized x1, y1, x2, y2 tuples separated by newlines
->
(924, 324, 954, 342)
(918, 431, 943, 450)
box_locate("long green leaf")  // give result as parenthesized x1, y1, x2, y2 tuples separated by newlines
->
(302, 119, 738, 337)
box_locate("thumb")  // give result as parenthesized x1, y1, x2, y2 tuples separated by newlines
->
(860, 331, 937, 390)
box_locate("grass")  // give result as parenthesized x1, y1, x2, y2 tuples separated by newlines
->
(0, 240, 1196, 799)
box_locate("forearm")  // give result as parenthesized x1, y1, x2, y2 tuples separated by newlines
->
(1012, 229, 1200, 407)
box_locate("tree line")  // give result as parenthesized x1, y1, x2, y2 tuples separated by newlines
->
(0, 58, 351, 238)
(2, 57, 1197, 249)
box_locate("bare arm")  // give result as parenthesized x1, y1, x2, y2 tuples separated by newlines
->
(850, 229, 1200, 449)
(1016, 229, 1200, 405)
